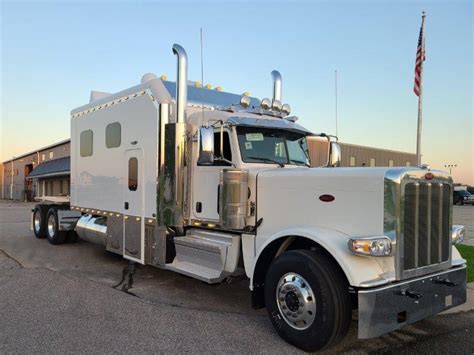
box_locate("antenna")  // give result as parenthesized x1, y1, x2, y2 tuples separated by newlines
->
(335, 69, 338, 137)
(200, 28, 205, 122)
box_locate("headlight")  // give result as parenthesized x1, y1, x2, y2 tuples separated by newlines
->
(452, 225, 465, 245)
(348, 237, 392, 257)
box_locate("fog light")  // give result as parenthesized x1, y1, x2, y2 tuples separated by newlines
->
(452, 225, 465, 245)
(348, 237, 392, 256)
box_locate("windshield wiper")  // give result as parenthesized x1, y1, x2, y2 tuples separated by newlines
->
(290, 159, 310, 167)
(246, 156, 285, 168)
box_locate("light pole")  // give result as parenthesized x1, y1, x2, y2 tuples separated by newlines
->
(444, 164, 457, 175)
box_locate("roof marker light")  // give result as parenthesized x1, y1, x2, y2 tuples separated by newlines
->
(261, 98, 271, 110)
(240, 96, 251, 108)
(272, 100, 282, 111)
(281, 104, 291, 116)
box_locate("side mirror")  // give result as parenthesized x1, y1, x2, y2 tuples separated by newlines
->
(328, 142, 341, 167)
(198, 126, 214, 165)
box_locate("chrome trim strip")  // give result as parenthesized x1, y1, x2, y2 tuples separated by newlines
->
(359, 278, 390, 288)
(426, 182, 432, 264)
(438, 183, 443, 262)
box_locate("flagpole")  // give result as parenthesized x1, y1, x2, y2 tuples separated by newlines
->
(416, 11, 426, 166)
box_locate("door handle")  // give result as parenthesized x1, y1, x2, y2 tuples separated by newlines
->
(124, 202, 129, 210)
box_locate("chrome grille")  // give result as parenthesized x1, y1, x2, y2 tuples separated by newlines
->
(402, 182, 451, 274)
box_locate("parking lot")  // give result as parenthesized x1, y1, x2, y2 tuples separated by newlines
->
(0, 200, 473, 353)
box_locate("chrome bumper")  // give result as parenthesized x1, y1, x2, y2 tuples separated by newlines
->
(358, 265, 467, 339)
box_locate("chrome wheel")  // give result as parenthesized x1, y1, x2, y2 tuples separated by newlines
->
(34, 211, 42, 233)
(47, 213, 56, 238)
(276, 272, 316, 330)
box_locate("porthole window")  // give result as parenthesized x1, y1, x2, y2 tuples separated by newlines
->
(80, 130, 93, 157)
(106, 122, 121, 148)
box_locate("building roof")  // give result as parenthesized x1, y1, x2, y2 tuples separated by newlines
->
(28, 156, 70, 179)
(2, 138, 70, 164)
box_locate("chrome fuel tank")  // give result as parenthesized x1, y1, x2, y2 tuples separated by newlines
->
(219, 169, 249, 230)
(75, 215, 107, 246)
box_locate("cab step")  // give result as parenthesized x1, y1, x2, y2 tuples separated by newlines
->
(165, 229, 242, 283)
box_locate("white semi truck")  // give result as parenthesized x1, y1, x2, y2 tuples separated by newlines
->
(31, 44, 467, 351)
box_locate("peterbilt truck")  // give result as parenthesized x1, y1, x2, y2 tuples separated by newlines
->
(31, 44, 467, 352)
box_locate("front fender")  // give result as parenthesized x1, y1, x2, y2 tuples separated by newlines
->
(250, 225, 394, 289)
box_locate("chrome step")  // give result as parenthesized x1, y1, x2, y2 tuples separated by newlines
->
(165, 229, 242, 283)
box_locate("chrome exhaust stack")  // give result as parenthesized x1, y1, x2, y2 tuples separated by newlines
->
(271, 70, 282, 103)
(157, 44, 190, 235)
(172, 44, 188, 123)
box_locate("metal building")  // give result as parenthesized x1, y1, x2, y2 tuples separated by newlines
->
(0, 139, 70, 201)
(1, 137, 416, 201)
(307, 137, 417, 168)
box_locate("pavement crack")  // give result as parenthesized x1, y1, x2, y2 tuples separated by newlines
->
(0, 249, 24, 268)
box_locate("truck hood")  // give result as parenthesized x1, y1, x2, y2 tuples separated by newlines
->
(252, 167, 390, 237)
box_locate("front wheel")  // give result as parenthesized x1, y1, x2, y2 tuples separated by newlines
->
(264, 250, 352, 352)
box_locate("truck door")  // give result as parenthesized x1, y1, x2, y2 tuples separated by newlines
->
(123, 149, 145, 264)
(192, 130, 233, 221)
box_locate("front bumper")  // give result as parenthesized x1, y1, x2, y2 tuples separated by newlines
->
(358, 265, 466, 339)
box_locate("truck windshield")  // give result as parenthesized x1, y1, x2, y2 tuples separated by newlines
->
(236, 127, 310, 166)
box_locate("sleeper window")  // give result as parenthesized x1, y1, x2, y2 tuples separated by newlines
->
(106, 122, 121, 148)
(128, 158, 138, 191)
(80, 130, 93, 157)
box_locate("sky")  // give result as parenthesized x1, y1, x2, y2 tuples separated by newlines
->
(1, 0, 472, 184)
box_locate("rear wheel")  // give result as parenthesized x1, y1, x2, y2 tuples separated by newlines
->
(33, 205, 48, 239)
(264, 250, 352, 352)
(46, 208, 67, 245)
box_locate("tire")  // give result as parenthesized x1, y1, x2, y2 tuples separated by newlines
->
(264, 250, 352, 352)
(46, 207, 67, 245)
(32, 205, 48, 239)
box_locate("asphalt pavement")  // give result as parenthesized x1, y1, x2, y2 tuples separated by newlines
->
(0, 201, 473, 353)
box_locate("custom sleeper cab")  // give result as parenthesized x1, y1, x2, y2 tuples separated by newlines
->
(31, 44, 467, 352)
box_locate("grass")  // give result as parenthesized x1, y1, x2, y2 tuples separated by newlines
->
(456, 244, 474, 283)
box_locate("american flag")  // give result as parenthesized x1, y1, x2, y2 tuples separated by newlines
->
(414, 17, 426, 96)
